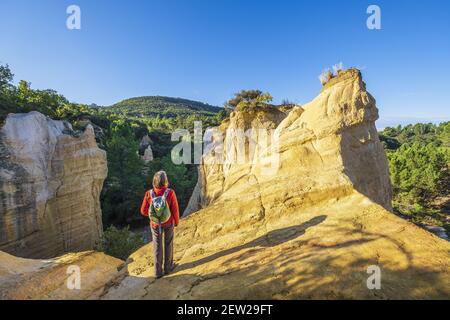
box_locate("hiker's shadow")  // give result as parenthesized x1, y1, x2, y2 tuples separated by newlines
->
(175, 215, 327, 273)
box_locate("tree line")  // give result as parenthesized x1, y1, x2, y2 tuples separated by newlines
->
(380, 122, 449, 235)
(0, 64, 225, 232)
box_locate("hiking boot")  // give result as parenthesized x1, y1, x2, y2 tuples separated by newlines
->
(164, 263, 178, 275)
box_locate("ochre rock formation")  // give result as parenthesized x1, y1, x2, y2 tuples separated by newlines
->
(188, 68, 392, 213)
(1, 70, 449, 299)
(0, 112, 107, 259)
(103, 69, 449, 299)
(0, 250, 123, 299)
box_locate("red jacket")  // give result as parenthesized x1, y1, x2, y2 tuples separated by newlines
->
(140, 186, 180, 229)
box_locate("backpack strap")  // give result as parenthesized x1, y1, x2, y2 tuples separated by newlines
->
(162, 188, 170, 201)
(150, 189, 170, 201)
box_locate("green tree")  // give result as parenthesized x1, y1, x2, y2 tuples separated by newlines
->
(215, 108, 229, 123)
(0, 64, 16, 119)
(225, 89, 273, 109)
(0, 64, 13, 89)
(96, 226, 144, 260)
(388, 142, 449, 208)
(102, 126, 146, 226)
(439, 122, 450, 148)
(379, 133, 401, 150)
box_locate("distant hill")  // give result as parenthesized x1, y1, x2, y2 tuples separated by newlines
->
(107, 96, 222, 118)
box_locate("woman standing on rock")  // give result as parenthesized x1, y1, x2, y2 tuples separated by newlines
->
(140, 170, 180, 278)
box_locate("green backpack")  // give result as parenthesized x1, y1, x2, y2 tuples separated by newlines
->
(149, 188, 172, 229)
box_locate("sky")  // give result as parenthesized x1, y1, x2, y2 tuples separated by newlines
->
(0, 0, 449, 127)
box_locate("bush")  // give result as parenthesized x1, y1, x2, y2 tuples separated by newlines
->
(225, 89, 273, 109)
(388, 142, 449, 206)
(96, 226, 144, 260)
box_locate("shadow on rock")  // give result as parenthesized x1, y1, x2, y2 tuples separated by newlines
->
(175, 215, 327, 273)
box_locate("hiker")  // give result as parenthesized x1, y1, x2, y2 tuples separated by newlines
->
(140, 170, 180, 278)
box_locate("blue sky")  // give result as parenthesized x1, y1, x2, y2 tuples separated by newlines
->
(0, 0, 449, 126)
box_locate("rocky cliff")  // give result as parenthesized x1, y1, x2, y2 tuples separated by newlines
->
(103, 69, 449, 299)
(187, 68, 392, 214)
(1, 70, 449, 299)
(0, 112, 107, 258)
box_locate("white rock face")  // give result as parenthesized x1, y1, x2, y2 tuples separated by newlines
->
(142, 146, 154, 163)
(139, 135, 154, 163)
(0, 112, 107, 258)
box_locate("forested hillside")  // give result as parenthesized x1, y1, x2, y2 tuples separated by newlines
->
(108, 96, 226, 133)
(110, 96, 222, 115)
(0, 64, 226, 238)
(379, 123, 450, 237)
